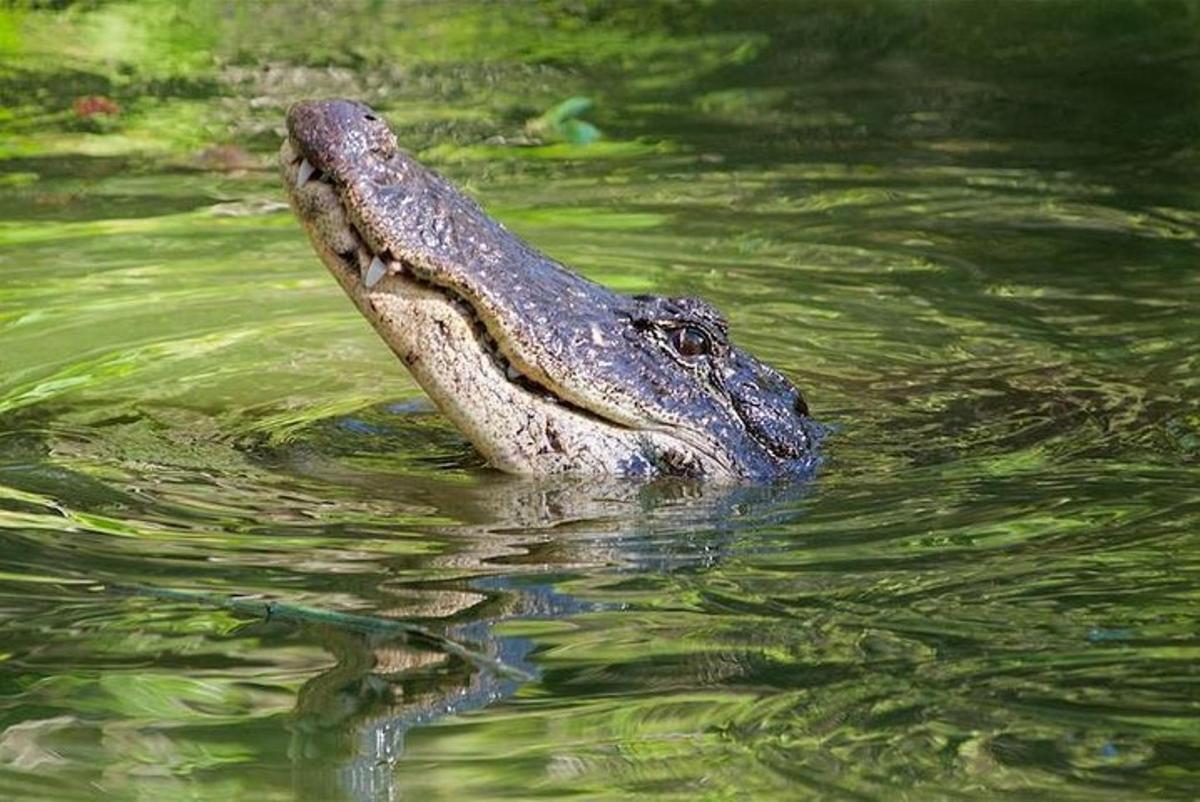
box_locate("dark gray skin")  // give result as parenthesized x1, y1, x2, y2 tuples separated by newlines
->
(282, 99, 820, 480)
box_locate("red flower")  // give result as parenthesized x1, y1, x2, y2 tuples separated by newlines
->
(73, 96, 121, 118)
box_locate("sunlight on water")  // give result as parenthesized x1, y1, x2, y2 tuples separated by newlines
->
(1, 2, 1198, 800)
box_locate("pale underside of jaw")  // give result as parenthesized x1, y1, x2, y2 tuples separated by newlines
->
(288, 148, 560, 387)
(281, 141, 726, 477)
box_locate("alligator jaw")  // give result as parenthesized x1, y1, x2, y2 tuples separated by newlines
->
(279, 137, 725, 477)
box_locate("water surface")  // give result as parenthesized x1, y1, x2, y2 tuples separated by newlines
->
(1, 2, 1198, 800)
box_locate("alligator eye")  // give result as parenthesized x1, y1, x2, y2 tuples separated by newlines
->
(671, 326, 709, 358)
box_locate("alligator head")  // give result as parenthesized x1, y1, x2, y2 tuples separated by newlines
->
(281, 99, 821, 479)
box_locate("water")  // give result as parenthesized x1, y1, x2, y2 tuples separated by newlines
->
(1, 2, 1198, 799)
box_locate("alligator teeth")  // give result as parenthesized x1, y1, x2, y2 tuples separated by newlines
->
(365, 255, 387, 288)
(296, 158, 316, 188)
(505, 365, 522, 381)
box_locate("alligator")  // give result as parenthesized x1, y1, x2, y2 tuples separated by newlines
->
(281, 99, 821, 479)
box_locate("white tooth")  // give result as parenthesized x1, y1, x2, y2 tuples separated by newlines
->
(296, 158, 316, 188)
(505, 365, 521, 380)
(365, 255, 387, 288)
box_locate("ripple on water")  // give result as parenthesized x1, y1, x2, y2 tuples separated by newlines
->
(2, 19, 1200, 797)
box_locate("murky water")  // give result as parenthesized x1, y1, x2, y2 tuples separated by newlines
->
(1, 3, 1198, 800)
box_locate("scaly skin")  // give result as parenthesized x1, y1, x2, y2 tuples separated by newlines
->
(281, 99, 820, 479)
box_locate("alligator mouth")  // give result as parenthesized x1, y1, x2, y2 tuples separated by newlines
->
(279, 138, 636, 441)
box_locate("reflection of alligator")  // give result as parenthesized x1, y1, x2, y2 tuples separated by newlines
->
(281, 100, 821, 479)
(285, 606, 539, 802)
(273, 475, 814, 802)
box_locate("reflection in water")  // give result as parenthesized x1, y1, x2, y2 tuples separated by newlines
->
(267, 466, 814, 802)
(285, 620, 528, 801)
(0, 403, 816, 800)
(2, 2, 1199, 799)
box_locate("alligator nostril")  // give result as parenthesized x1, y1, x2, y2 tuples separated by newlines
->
(364, 113, 377, 121)
(794, 394, 809, 417)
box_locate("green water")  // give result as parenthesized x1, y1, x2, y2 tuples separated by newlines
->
(1, 2, 1198, 800)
